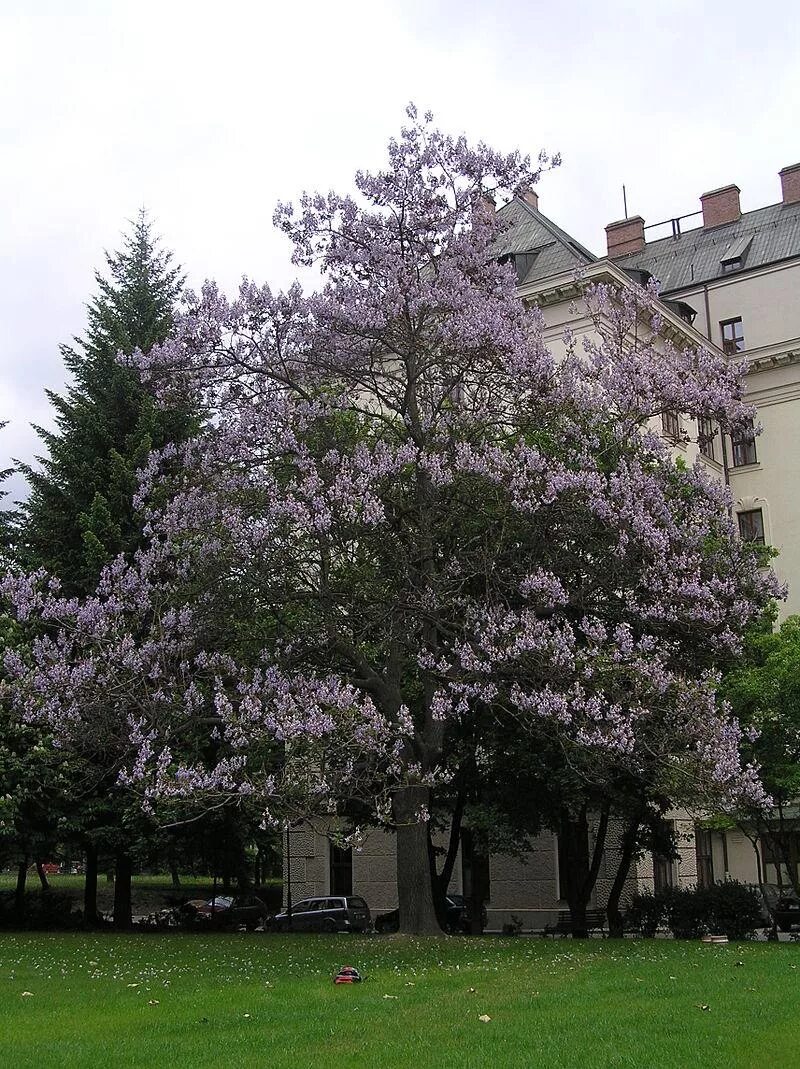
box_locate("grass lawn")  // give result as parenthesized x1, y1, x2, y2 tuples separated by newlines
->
(1, 935, 798, 1068)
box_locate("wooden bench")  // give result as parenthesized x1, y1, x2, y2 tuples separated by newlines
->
(542, 909, 607, 937)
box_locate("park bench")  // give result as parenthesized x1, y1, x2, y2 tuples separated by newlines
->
(542, 909, 607, 937)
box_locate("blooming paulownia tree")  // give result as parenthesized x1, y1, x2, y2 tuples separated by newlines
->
(2, 108, 781, 933)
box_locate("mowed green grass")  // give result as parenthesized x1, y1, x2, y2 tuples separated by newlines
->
(0, 934, 798, 1069)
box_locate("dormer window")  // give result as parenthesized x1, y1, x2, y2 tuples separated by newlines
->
(719, 236, 752, 275)
(497, 251, 539, 283)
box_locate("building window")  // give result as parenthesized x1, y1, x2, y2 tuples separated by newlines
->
(329, 843, 353, 896)
(653, 851, 676, 892)
(720, 318, 745, 355)
(737, 508, 765, 545)
(731, 420, 758, 467)
(761, 833, 800, 888)
(653, 819, 677, 891)
(661, 411, 681, 441)
(695, 827, 714, 889)
(697, 417, 716, 461)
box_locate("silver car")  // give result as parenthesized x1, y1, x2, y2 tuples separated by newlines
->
(272, 895, 370, 932)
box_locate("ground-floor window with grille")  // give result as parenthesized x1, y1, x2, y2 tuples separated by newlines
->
(653, 820, 677, 891)
(760, 833, 800, 888)
(329, 843, 353, 896)
(695, 827, 714, 888)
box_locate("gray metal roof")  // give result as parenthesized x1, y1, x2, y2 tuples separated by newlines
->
(492, 197, 597, 285)
(617, 200, 800, 295)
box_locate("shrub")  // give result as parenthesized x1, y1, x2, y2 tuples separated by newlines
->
(662, 886, 706, 940)
(629, 881, 765, 940)
(625, 892, 664, 937)
(0, 890, 82, 931)
(704, 880, 765, 939)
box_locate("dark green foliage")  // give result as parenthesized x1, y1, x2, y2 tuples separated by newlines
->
(721, 613, 800, 896)
(703, 880, 765, 939)
(627, 881, 764, 940)
(625, 891, 663, 937)
(722, 613, 800, 807)
(19, 210, 195, 593)
(0, 890, 82, 931)
(661, 886, 707, 939)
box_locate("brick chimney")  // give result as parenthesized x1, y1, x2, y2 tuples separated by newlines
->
(779, 163, 800, 205)
(700, 184, 741, 228)
(605, 216, 645, 258)
(520, 188, 539, 211)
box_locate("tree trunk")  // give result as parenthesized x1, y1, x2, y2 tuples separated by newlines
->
(113, 854, 133, 930)
(560, 802, 610, 939)
(468, 851, 490, 936)
(427, 831, 449, 928)
(607, 814, 641, 938)
(428, 783, 466, 928)
(394, 785, 441, 934)
(15, 858, 28, 922)
(169, 856, 181, 890)
(84, 844, 99, 927)
(35, 859, 50, 891)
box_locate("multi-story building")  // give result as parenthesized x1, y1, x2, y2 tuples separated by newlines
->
(285, 167, 800, 926)
(612, 165, 800, 618)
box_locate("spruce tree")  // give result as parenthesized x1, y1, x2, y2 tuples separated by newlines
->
(20, 210, 195, 592)
(18, 213, 196, 926)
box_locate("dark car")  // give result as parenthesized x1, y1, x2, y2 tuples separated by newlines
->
(190, 894, 270, 930)
(272, 895, 371, 933)
(775, 895, 800, 932)
(375, 894, 487, 934)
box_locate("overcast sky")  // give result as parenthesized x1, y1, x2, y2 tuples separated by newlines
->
(2, 0, 799, 501)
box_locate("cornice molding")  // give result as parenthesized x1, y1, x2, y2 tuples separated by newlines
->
(517, 261, 719, 354)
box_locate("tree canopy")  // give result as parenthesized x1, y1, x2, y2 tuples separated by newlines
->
(1, 110, 782, 933)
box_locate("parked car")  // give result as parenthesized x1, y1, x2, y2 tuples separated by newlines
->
(271, 896, 371, 932)
(186, 894, 270, 930)
(774, 894, 800, 932)
(375, 894, 487, 934)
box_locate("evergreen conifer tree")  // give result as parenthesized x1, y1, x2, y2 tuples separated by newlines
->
(17, 212, 196, 926)
(20, 210, 195, 592)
